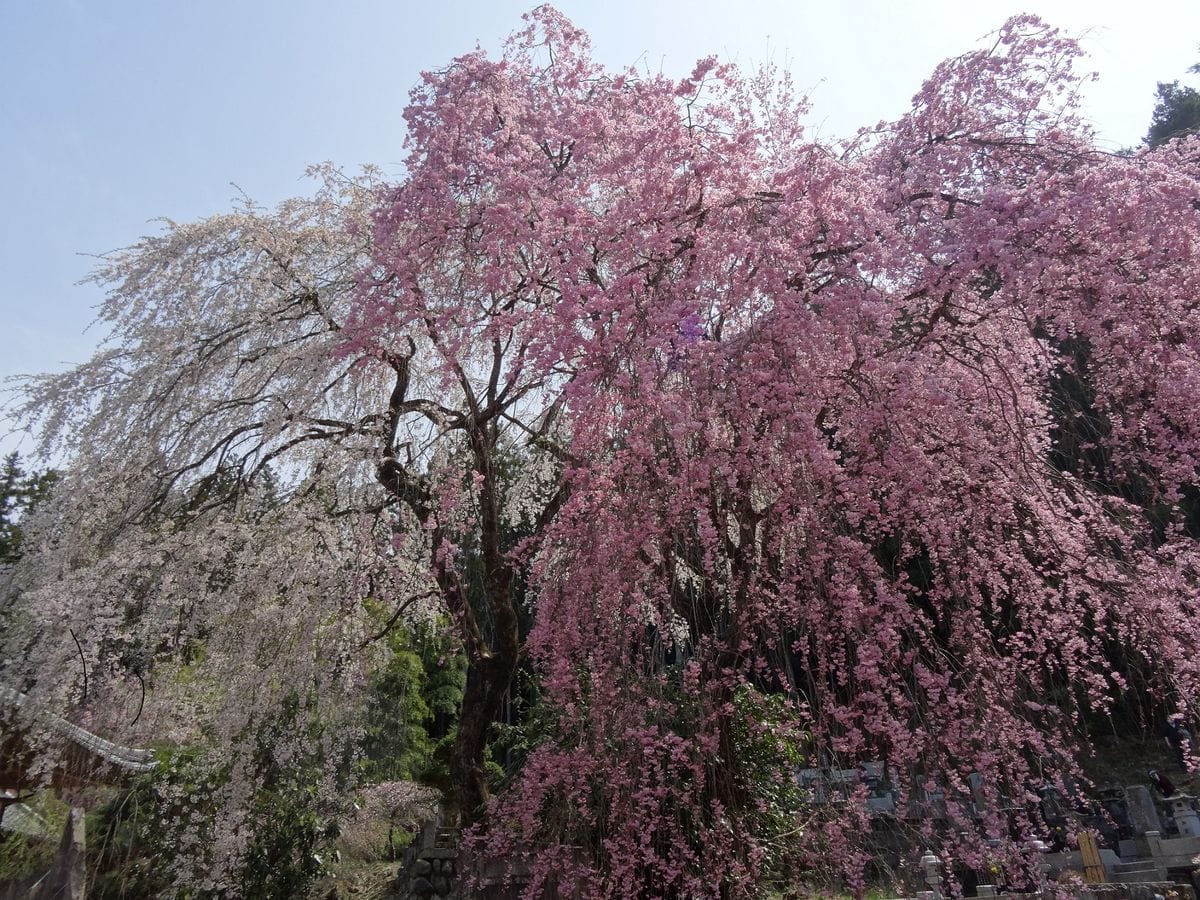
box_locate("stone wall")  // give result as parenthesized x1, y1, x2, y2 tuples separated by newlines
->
(398, 823, 461, 899)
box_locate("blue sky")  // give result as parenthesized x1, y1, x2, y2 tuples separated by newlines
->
(2, 0, 1199, 452)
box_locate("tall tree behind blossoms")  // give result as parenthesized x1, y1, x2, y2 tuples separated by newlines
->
(1146, 50, 1200, 147)
(4, 7, 1200, 897)
(357, 9, 1200, 898)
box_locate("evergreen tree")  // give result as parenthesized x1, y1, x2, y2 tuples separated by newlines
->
(1146, 51, 1200, 146)
(0, 452, 56, 564)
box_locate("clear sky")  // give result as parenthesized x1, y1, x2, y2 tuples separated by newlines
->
(2, 0, 1198, 452)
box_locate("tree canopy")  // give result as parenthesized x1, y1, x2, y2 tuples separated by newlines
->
(0, 452, 57, 564)
(1146, 50, 1200, 147)
(4, 9, 1200, 898)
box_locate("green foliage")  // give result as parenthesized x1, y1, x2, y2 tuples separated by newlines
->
(730, 687, 809, 880)
(88, 711, 343, 899)
(359, 606, 465, 788)
(1146, 51, 1200, 147)
(422, 639, 467, 735)
(488, 670, 558, 783)
(360, 631, 433, 783)
(239, 693, 346, 899)
(239, 774, 337, 900)
(0, 451, 57, 564)
(335, 815, 412, 864)
(0, 793, 66, 885)
(88, 747, 207, 899)
(1147, 81, 1200, 147)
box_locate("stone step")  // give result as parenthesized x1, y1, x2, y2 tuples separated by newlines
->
(1112, 860, 1163, 875)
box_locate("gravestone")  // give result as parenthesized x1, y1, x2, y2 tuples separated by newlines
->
(967, 772, 987, 815)
(1124, 785, 1163, 835)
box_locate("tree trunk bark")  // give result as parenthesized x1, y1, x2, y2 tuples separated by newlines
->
(450, 423, 521, 826)
(450, 649, 519, 825)
(377, 363, 528, 827)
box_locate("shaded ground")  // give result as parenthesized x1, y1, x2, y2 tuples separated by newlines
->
(311, 860, 405, 900)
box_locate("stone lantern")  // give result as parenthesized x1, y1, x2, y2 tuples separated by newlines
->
(919, 849, 943, 900)
(1171, 793, 1200, 837)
